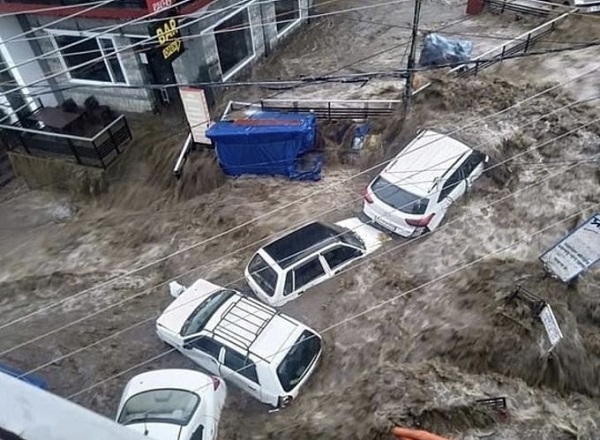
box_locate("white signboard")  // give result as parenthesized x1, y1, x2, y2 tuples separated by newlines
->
(540, 213, 600, 283)
(539, 304, 563, 351)
(179, 87, 211, 145)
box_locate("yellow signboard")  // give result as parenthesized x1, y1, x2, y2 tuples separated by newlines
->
(150, 17, 184, 63)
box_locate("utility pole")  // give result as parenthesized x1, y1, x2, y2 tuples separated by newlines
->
(403, 0, 423, 115)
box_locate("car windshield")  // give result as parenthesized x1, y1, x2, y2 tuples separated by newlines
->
(248, 253, 277, 297)
(277, 330, 321, 392)
(181, 290, 235, 336)
(118, 389, 199, 426)
(371, 176, 429, 215)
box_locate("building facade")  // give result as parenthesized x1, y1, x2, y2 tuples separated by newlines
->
(0, 0, 312, 119)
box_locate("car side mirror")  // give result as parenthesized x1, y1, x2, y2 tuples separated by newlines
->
(169, 281, 186, 298)
(182, 340, 193, 350)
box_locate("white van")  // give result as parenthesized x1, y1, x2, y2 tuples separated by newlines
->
(156, 279, 322, 409)
(363, 130, 488, 237)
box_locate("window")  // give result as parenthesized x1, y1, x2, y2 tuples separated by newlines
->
(223, 349, 259, 383)
(190, 426, 204, 440)
(118, 389, 199, 426)
(461, 151, 486, 178)
(274, 0, 300, 34)
(214, 8, 254, 79)
(248, 254, 277, 297)
(277, 330, 321, 392)
(438, 168, 465, 201)
(293, 257, 325, 290)
(52, 33, 127, 84)
(181, 290, 235, 336)
(322, 246, 361, 271)
(283, 271, 294, 296)
(371, 176, 429, 215)
(188, 337, 223, 359)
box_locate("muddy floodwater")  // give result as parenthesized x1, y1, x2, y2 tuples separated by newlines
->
(1, 2, 599, 439)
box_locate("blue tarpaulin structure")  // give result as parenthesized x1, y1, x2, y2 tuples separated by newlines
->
(206, 111, 321, 181)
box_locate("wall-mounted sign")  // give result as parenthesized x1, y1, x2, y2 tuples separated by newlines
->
(150, 17, 184, 63)
(145, 0, 173, 13)
(540, 213, 600, 283)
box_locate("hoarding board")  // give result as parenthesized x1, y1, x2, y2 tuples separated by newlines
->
(179, 87, 211, 144)
(540, 213, 600, 282)
(539, 304, 563, 351)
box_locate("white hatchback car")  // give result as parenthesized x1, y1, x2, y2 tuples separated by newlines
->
(116, 369, 226, 440)
(363, 129, 488, 237)
(156, 279, 322, 409)
(245, 218, 387, 307)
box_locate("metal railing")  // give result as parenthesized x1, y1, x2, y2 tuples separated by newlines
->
(486, 0, 574, 16)
(412, 9, 574, 95)
(0, 115, 132, 169)
(223, 99, 400, 121)
(450, 10, 574, 77)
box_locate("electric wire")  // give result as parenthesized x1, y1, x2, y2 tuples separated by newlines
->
(65, 172, 600, 400)
(12, 112, 600, 376)
(0, 64, 595, 335)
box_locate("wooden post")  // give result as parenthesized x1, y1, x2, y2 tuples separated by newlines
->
(403, 0, 423, 115)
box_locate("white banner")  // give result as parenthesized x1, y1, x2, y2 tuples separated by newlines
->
(179, 87, 211, 145)
(539, 304, 563, 351)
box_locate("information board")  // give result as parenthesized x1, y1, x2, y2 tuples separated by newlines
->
(540, 213, 600, 282)
(179, 87, 211, 144)
(539, 304, 563, 351)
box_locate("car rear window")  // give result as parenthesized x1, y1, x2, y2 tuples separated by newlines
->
(277, 330, 321, 392)
(248, 253, 277, 297)
(371, 176, 429, 215)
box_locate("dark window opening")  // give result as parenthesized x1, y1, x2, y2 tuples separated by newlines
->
(293, 257, 325, 289)
(181, 290, 235, 336)
(322, 246, 361, 271)
(283, 271, 294, 296)
(371, 176, 429, 215)
(223, 349, 259, 383)
(438, 168, 465, 201)
(277, 330, 321, 392)
(461, 151, 485, 177)
(248, 254, 278, 297)
(214, 9, 253, 78)
(188, 337, 223, 359)
(54, 35, 126, 84)
(274, 0, 300, 33)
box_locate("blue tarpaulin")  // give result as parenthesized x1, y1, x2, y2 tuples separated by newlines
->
(418, 33, 473, 67)
(206, 111, 321, 180)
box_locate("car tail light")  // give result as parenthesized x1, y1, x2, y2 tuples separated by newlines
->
(363, 187, 373, 204)
(278, 395, 293, 408)
(405, 213, 435, 227)
(211, 376, 221, 390)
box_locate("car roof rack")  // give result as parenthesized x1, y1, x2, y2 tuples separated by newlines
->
(209, 295, 288, 360)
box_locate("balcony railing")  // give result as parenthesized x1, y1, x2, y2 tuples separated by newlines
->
(0, 114, 132, 169)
